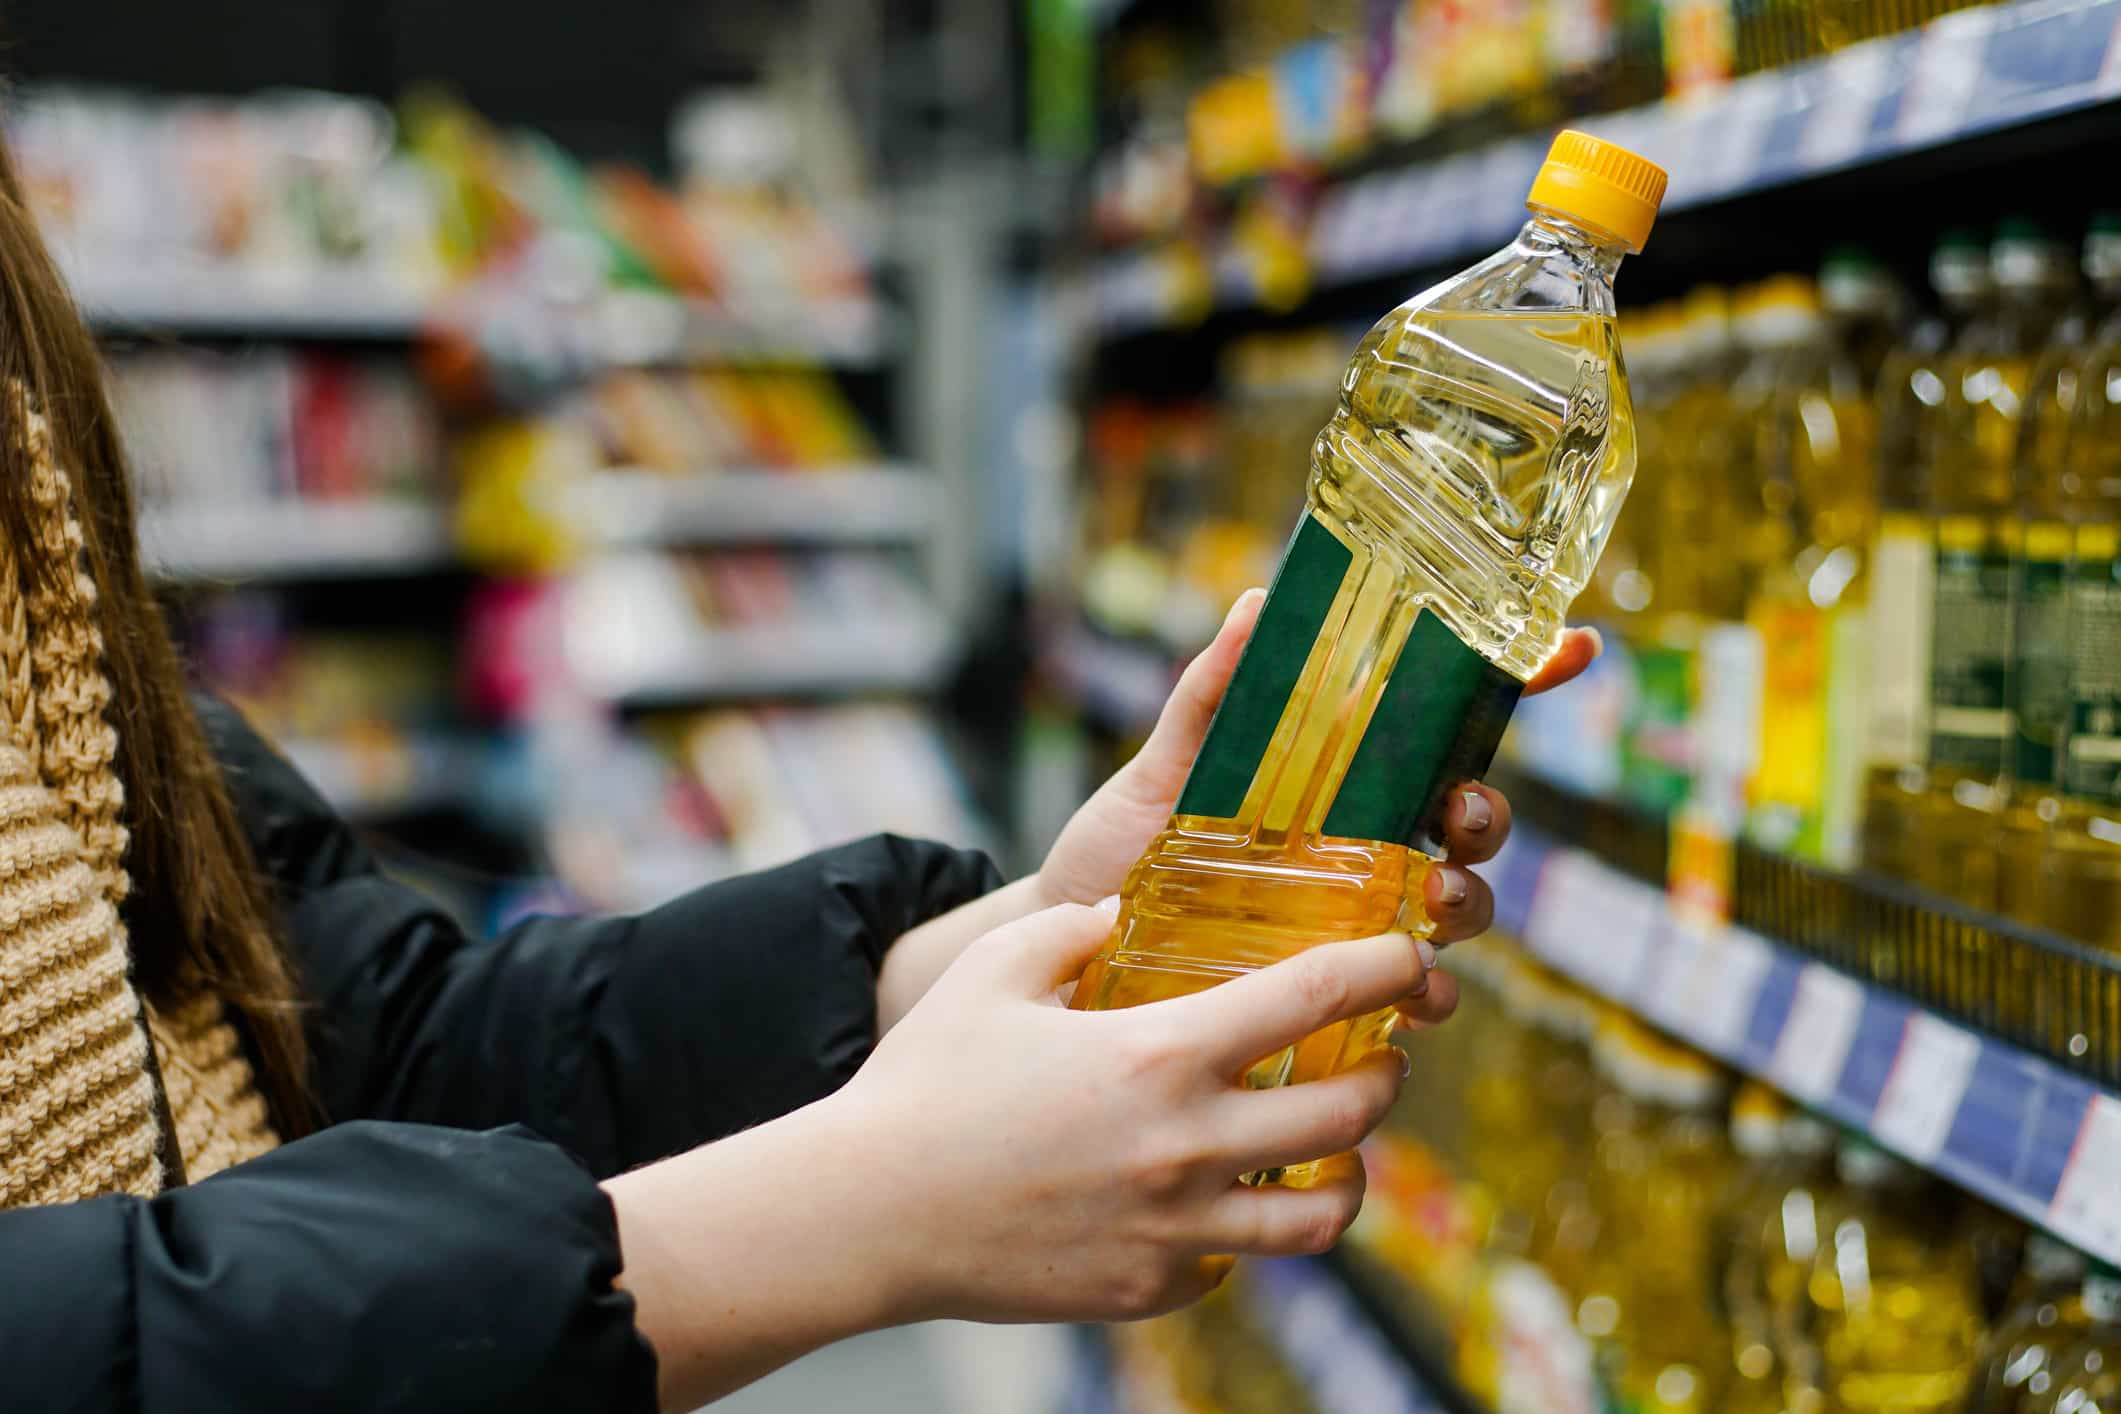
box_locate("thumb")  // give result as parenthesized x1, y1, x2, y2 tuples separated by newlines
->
(975, 900, 1120, 997)
(1136, 588, 1264, 791)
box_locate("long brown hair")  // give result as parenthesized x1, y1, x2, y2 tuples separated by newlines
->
(0, 141, 314, 1136)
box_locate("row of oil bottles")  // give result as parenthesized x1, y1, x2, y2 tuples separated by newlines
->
(1350, 939, 2119, 1414)
(1564, 215, 2121, 948)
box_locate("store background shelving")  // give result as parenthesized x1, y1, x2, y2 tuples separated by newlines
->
(1055, 0, 2121, 1408)
(1092, 0, 2121, 338)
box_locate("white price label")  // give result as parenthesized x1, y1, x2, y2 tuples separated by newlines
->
(1674, 925, 1775, 1058)
(1572, 861, 1665, 1000)
(1688, 77, 1784, 200)
(1897, 5, 1997, 144)
(1872, 1014, 1980, 1163)
(2049, 1094, 2121, 1265)
(1769, 964, 1866, 1105)
(1798, 38, 1897, 168)
(1522, 850, 1587, 965)
(1640, 912, 1709, 1034)
(1524, 853, 1662, 998)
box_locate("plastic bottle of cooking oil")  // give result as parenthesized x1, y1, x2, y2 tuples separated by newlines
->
(1803, 1139, 1984, 1413)
(1916, 222, 2076, 911)
(2000, 222, 2113, 928)
(2035, 1264, 2121, 1414)
(2021, 219, 2121, 952)
(1720, 1084, 1840, 1414)
(1582, 1019, 1734, 1414)
(1071, 132, 1667, 1119)
(1967, 1234, 2090, 1412)
(1861, 232, 1990, 881)
(1623, 290, 1741, 817)
(1737, 275, 1880, 862)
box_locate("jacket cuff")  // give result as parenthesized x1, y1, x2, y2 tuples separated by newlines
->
(593, 834, 1002, 1170)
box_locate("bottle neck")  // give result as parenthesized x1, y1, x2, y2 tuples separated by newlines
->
(1524, 208, 1628, 283)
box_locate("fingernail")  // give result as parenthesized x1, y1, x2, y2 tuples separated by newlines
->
(1436, 868, 1469, 906)
(1095, 894, 1122, 914)
(1582, 625, 1604, 658)
(1416, 937, 1437, 969)
(1459, 790, 1492, 832)
(1398, 1048, 1412, 1080)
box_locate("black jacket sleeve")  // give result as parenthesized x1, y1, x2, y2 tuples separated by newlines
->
(0, 1122, 656, 1413)
(197, 697, 1004, 1177)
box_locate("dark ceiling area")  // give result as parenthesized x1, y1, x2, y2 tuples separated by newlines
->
(0, 0, 793, 165)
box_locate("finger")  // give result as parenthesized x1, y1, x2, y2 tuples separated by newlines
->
(1424, 866, 1495, 945)
(1136, 589, 1265, 789)
(1169, 932, 1426, 1076)
(1395, 968, 1461, 1029)
(1196, 1155, 1367, 1257)
(1211, 1052, 1402, 1176)
(1525, 626, 1601, 696)
(974, 902, 1117, 995)
(1438, 783, 1512, 865)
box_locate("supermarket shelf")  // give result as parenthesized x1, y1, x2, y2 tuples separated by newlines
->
(1236, 1257, 1477, 1414)
(1481, 812, 2121, 1268)
(1093, 0, 2121, 336)
(139, 498, 458, 582)
(582, 288, 897, 369)
(567, 613, 955, 706)
(62, 257, 435, 340)
(575, 465, 938, 547)
(58, 255, 896, 367)
(278, 733, 485, 820)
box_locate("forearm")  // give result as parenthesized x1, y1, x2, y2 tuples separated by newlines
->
(605, 1099, 911, 1409)
(876, 874, 1050, 1031)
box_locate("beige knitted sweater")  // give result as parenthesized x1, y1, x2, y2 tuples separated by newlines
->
(0, 397, 279, 1208)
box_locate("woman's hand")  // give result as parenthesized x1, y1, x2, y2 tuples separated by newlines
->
(610, 903, 1429, 1408)
(1036, 589, 1601, 932)
(882, 598, 1597, 1034)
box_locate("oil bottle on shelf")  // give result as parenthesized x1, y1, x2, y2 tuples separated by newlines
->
(1915, 222, 2075, 912)
(1861, 232, 1990, 882)
(2037, 216, 2121, 952)
(1071, 133, 1667, 1136)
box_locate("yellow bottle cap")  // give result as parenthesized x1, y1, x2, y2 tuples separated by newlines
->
(1526, 129, 1669, 254)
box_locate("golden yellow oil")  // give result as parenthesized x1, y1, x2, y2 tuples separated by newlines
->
(1075, 301, 1635, 1133)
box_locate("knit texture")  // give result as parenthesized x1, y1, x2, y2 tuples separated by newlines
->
(0, 389, 279, 1206)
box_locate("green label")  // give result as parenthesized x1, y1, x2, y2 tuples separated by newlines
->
(1176, 514, 1351, 820)
(2066, 553, 2121, 804)
(1173, 511, 1524, 853)
(2013, 554, 2070, 788)
(1926, 541, 2012, 776)
(1322, 609, 1523, 853)
(1621, 642, 1694, 815)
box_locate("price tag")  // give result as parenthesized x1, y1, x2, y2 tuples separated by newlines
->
(1525, 853, 1663, 998)
(1584, 862, 1665, 1000)
(1687, 76, 1785, 201)
(1872, 1014, 1981, 1163)
(1640, 911, 1708, 1034)
(1673, 925, 1775, 1058)
(1522, 850, 1580, 959)
(2048, 1094, 2121, 1264)
(1798, 37, 1898, 168)
(1896, 5, 1997, 145)
(2101, 5, 2121, 98)
(1768, 964, 1866, 1105)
